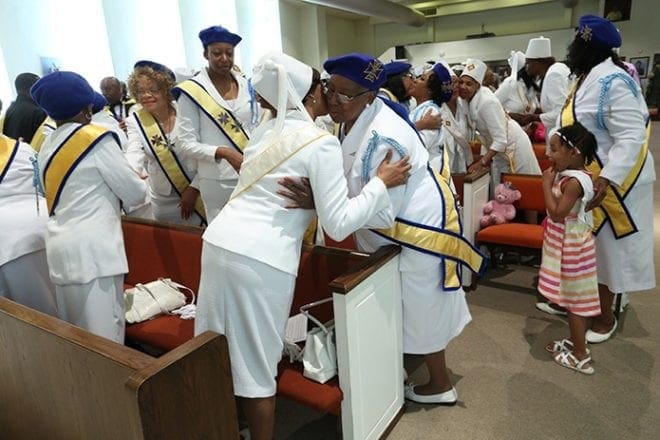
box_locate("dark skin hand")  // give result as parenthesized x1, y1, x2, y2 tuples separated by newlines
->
(277, 150, 411, 209)
(179, 186, 200, 219)
(509, 112, 538, 126)
(585, 176, 610, 211)
(415, 109, 442, 131)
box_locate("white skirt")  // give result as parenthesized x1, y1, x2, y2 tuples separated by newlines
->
(194, 243, 296, 398)
(401, 266, 472, 354)
(595, 182, 655, 293)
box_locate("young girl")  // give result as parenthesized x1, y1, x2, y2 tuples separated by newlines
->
(537, 122, 600, 375)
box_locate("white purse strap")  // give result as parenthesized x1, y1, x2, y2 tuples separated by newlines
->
(300, 297, 332, 334)
(159, 278, 196, 304)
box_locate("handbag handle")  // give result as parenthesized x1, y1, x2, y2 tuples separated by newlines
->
(300, 297, 332, 334)
(159, 278, 196, 304)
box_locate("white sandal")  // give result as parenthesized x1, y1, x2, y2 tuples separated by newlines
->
(553, 351, 594, 375)
(545, 338, 590, 355)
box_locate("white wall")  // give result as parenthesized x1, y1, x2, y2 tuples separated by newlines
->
(102, 0, 187, 82)
(372, 0, 660, 69)
(178, 0, 239, 72)
(0, 0, 113, 103)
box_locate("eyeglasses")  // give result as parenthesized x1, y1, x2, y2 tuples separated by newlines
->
(136, 88, 160, 97)
(323, 84, 372, 104)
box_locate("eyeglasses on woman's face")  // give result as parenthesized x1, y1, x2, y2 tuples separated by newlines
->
(136, 87, 160, 97)
(323, 83, 372, 104)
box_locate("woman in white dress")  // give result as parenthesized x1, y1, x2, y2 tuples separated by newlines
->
(463, 58, 541, 188)
(563, 15, 655, 343)
(194, 52, 410, 440)
(126, 61, 239, 226)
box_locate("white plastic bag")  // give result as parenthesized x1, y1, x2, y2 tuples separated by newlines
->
(300, 298, 337, 384)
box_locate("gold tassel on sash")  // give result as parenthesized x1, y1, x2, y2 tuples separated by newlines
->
(134, 109, 206, 223)
(0, 136, 19, 183)
(560, 83, 649, 238)
(374, 168, 487, 289)
(174, 80, 249, 153)
(43, 125, 111, 215)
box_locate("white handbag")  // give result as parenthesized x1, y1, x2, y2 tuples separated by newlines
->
(125, 278, 194, 324)
(300, 297, 337, 384)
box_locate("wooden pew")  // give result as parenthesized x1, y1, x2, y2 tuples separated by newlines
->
(0, 297, 238, 440)
(452, 168, 491, 287)
(120, 217, 404, 440)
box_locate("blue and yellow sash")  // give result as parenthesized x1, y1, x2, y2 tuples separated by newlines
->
(173, 79, 249, 153)
(373, 166, 487, 290)
(561, 80, 649, 238)
(0, 136, 19, 184)
(42, 124, 115, 215)
(133, 109, 206, 224)
(30, 117, 56, 152)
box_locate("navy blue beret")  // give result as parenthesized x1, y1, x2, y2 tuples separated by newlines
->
(324, 53, 386, 90)
(431, 63, 453, 103)
(384, 61, 411, 77)
(30, 71, 94, 120)
(576, 14, 621, 50)
(92, 92, 107, 113)
(133, 60, 176, 81)
(199, 25, 242, 48)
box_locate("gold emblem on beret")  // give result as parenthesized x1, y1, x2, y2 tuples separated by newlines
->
(467, 64, 475, 71)
(363, 60, 384, 83)
(580, 25, 593, 42)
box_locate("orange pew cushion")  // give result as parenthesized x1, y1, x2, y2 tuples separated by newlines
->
(477, 223, 544, 249)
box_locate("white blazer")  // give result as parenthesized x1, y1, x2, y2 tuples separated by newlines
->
(204, 111, 391, 275)
(175, 68, 254, 182)
(37, 123, 147, 284)
(0, 137, 48, 266)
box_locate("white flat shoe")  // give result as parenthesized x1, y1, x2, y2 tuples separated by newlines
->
(586, 318, 617, 344)
(404, 384, 457, 405)
(535, 302, 567, 316)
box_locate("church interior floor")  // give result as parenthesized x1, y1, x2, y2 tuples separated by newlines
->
(274, 121, 660, 440)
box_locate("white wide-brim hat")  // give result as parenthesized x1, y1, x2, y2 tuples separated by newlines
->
(525, 36, 552, 59)
(461, 58, 487, 84)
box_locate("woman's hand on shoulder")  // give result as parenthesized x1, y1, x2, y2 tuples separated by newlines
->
(377, 150, 411, 188)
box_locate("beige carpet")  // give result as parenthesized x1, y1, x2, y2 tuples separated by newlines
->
(275, 122, 660, 440)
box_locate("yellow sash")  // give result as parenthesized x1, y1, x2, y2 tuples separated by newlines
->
(43, 125, 112, 215)
(374, 167, 487, 289)
(560, 82, 649, 238)
(231, 124, 330, 201)
(0, 136, 19, 184)
(134, 109, 206, 223)
(174, 79, 249, 153)
(30, 117, 56, 152)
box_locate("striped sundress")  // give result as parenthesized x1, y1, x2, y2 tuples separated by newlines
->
(537, 170, 600, 317)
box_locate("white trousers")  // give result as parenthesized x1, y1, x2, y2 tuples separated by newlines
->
(55, 275, 125, 344)
(0, 250, 57, 316)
